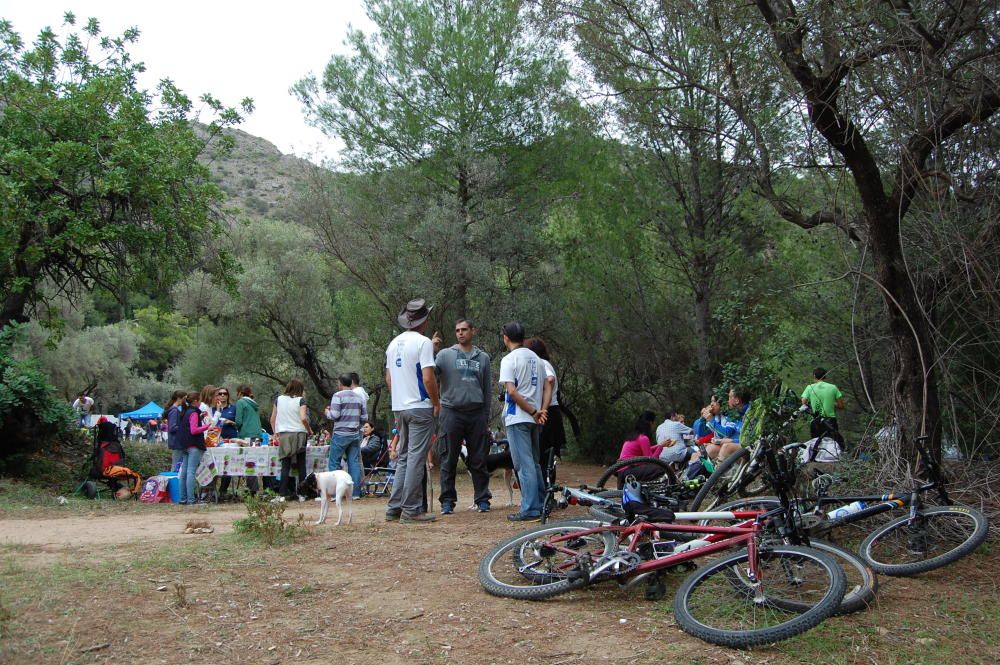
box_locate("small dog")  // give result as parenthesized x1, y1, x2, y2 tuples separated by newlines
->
(300, 471, 354, 526)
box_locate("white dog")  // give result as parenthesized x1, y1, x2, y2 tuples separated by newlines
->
(308, 470, 354, 526)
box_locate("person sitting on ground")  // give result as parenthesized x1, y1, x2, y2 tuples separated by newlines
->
(655, 408, 693, 462)
(692, 398, 721, 444)
(616, 411, 669, 488)
(656, 408, 707, 479)
(704, 387, 752, 462)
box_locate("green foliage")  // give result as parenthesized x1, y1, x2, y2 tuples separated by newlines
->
(0, 324, 75, 461)
(0, 16, 251, 328)
(120, 441, 172, 480)
(132, 306, 192, 378)
(232, 491, 307, 547)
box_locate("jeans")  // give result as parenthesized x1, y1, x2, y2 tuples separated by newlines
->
(437, 407, 491, 507)
(171, 449, 187, 503)
(506, 422, 545, 516)
(328, 433, 363, 498)
(386, 408, 435, 517)
(181, 447, 204, 504)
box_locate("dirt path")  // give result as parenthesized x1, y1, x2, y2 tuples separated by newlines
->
(0, 462, 996, 665)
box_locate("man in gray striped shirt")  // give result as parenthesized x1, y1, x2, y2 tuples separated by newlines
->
(327, 373, 369, 499)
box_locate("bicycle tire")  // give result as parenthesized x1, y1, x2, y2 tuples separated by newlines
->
(702, 497, 877, 615)
(688, 447, 753, 511)
(478, 521, 619, 600)
(673, 545, 846, 648)
(860, 505, 988, 576)
(595, 456, 678, 490)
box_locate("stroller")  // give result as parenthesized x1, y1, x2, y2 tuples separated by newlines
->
(77, 420, 142, 499)
(361, 435, 395, 497)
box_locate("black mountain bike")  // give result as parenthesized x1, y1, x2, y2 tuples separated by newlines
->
(708, 435, 989, 577)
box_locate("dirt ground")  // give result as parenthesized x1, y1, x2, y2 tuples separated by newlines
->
(0, 461, 997, 665)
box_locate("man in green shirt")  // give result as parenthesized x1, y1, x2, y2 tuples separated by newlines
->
(801, 367, 844, 442)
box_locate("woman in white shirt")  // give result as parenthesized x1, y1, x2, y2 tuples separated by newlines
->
(270, 378, 313, 499)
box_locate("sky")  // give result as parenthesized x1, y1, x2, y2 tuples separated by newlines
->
(0, 1, 375, 163)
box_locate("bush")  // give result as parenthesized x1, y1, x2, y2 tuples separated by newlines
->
(0, 324, 75, 466)
(121, 441, 174, 479)
(232, 491, 307, 547)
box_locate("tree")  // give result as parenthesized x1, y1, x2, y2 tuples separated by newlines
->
(543, 1, 772, 396)
(739, 0, 1000, 458)
(294, 0, 573, 320)
(172, 219, 343, 399)
(0, 14, 251, 329)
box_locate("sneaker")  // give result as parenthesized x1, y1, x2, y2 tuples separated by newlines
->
(476, 502, 491, 513)
(506, 512, 541, 523)
(270, 496, 287, 504)
(441, 502, 455, 515)
(400, 513, 437, 524)
(385, 511, 401, 522)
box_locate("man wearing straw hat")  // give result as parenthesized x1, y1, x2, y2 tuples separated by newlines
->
(384, 298, 441, 524)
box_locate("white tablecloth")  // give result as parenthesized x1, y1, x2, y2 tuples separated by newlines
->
(195, 446, 330, 487)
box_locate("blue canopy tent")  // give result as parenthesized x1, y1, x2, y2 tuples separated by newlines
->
(119, 401, 164, 422)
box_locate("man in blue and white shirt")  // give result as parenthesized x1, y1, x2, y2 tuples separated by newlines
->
(498, 321, 547, 522)
(384, 298, 440, 523)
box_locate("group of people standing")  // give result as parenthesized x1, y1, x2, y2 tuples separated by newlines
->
(163, 384, 263, 505)
(382, 298, 564, 524)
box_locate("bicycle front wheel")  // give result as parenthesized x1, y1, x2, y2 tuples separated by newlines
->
(860, 505, 988, 576)
(479, 521, 618, 600)
(704, 498, 878, 615)
(673, 545, 846, 648)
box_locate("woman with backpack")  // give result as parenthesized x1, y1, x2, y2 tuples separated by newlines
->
(270, 378, 313, 500)
(179, 391, 211, 505)
(163, 390, 188, 502)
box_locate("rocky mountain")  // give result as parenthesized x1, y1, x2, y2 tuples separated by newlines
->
(199, 125, 325, 221)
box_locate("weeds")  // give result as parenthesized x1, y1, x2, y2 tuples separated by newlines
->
(232, 492, 307, 547)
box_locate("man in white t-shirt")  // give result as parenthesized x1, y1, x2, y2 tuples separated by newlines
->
(72, 393, 94, 427)
(384, 298, 440, 524)
(349, 372, 369, 405)
(655, 409, 695, 464)
(498, 321, 547, 522)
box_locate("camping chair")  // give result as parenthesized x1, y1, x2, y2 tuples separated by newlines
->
(361, 438, 395, 497)
(76, 421, 142, 499)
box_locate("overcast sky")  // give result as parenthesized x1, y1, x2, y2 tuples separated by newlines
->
(1, 1, 375, 163)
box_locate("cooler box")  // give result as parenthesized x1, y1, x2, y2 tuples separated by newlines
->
(161, 472, 181, 503)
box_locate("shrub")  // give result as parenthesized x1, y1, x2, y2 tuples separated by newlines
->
(232, 491, 307, 547)
(0, 324, 75, 467)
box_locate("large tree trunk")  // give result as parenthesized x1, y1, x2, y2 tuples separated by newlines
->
(0, 288, 29, 329)
(693, 279, 714, 398)
(868, 209, 942, 459)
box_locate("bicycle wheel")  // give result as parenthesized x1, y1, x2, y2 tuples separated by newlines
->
(860, 505, 988, 576)
(595, 457, 678, 490)
(673, 545, 846, 648)
(701, 498, 877, 615)
(688, 447, 753, 511)
(479, 520, 619, 600)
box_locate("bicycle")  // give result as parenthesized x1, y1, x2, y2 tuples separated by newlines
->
(708, 435, 989, 576)
(479, 448, 848, 648)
